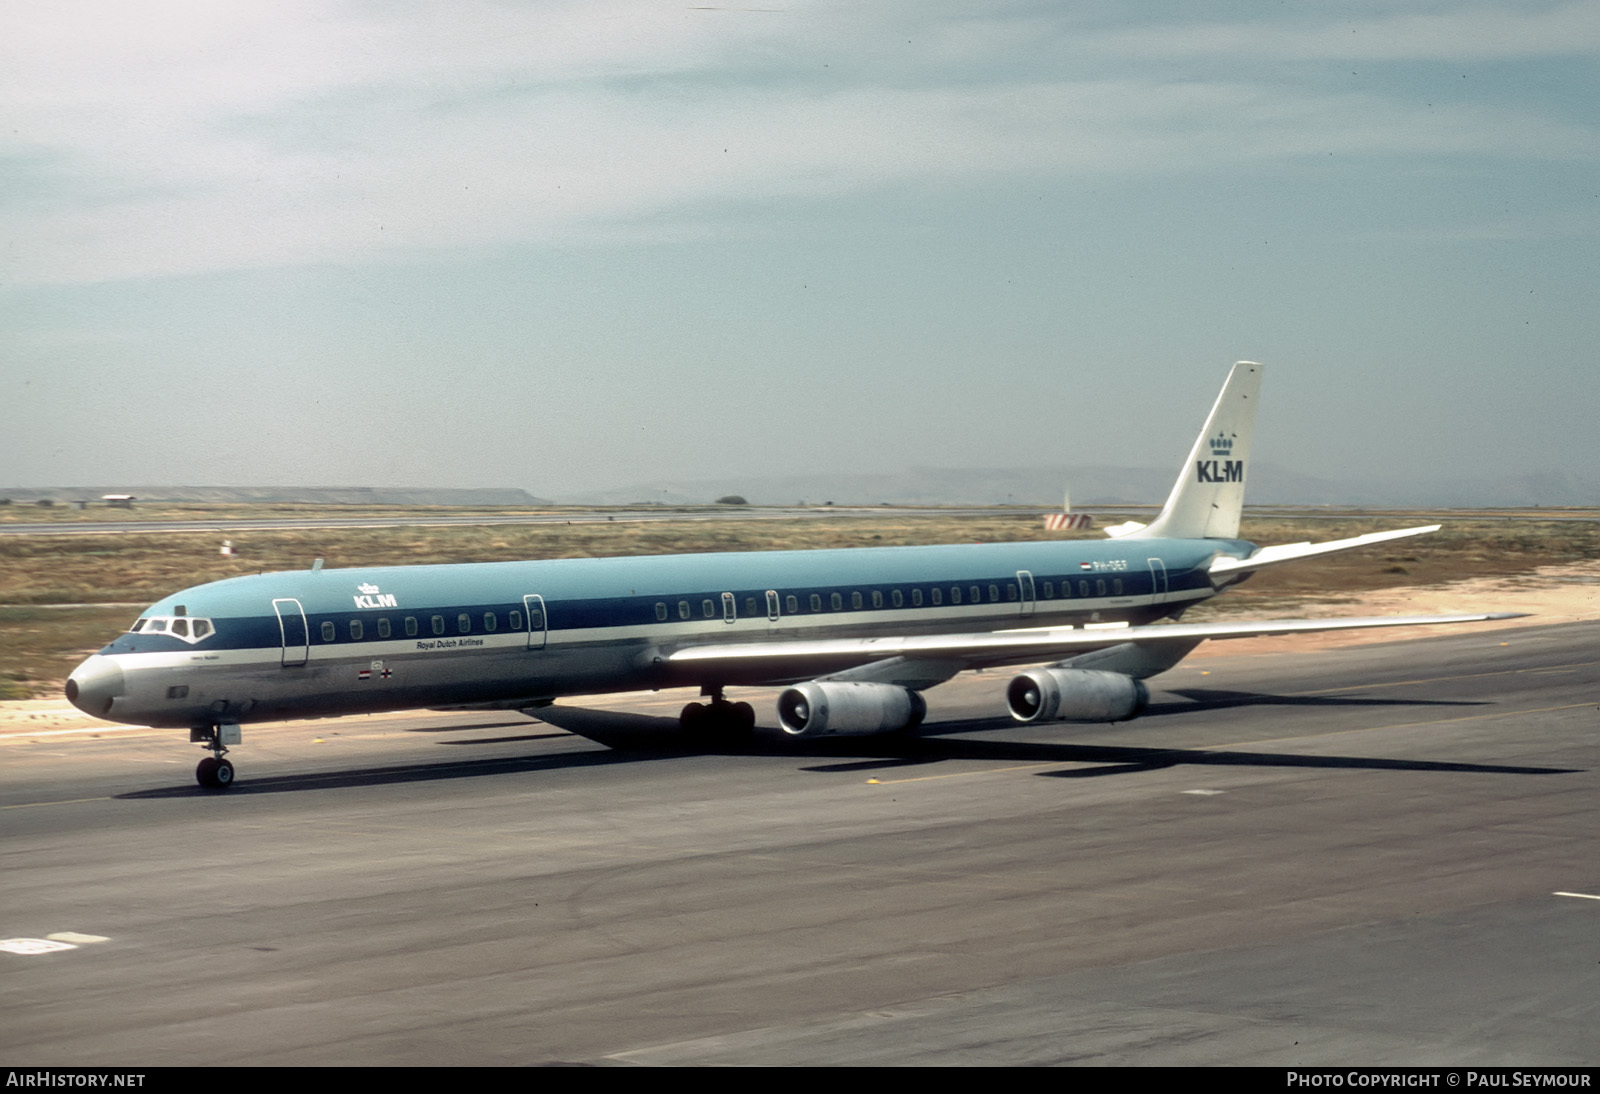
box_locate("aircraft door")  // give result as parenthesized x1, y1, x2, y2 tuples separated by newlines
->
(272, 598, 309, 667)
(522, 594, 548, 650)
(1016, 570, 1036, 616)
(1147, 559, 1170, 604)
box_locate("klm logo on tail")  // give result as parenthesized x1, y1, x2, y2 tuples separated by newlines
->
(1195, 431, 1244, 484)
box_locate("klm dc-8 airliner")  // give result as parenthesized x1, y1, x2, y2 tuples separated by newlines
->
(66, 363, 1516, 788)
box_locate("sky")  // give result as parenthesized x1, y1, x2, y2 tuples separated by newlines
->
(3, 1, 1597, 502)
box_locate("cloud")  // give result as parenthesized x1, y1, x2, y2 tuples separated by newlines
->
(4, 1, 1596, 284)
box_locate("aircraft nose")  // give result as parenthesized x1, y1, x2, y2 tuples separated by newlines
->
(65, 655, 125, 718)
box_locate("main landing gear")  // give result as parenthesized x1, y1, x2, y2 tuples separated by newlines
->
(678, 687, 756, 745)
(190, 722, 241, 790)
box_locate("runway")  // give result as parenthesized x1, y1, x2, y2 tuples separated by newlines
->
(2, 622, 1596, 1065)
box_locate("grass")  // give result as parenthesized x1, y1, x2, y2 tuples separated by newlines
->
(3, 506, 1596, 698)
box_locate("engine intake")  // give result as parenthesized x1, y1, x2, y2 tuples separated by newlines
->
(777, 681, 927, 738)
(1005, 668, 1148, 724)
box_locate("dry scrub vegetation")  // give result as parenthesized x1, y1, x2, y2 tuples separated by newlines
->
(2, 508, 1596, 698)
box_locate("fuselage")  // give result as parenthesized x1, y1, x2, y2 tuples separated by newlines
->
(66, 535, 1250, 729)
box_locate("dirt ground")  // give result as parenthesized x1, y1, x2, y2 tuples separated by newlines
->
(6, 560, 1596, 734)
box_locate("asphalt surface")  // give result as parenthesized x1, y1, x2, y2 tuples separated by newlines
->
(2, 622, 1597, 1065)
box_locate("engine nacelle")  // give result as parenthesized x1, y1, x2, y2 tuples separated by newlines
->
(777, 681, 927, 738)
(1005, 668, 1149, 724)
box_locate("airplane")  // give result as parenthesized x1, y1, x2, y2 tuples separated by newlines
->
(65, 362, 1520, 789)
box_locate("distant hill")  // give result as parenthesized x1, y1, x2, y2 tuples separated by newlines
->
(558, 463, 1596, 509)
(0, 486, 550, 506)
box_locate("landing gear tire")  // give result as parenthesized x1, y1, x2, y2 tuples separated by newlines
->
(679, 699, 754, 746)
(196, 756, 235, 790)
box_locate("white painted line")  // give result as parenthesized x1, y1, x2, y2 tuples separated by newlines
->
(47, 932, 109, 944)
(1183, 789, 1226, 796)
(0, 938, 76, 955)
(0, 725, 152, 740)
(1553, 891, 1600, 901)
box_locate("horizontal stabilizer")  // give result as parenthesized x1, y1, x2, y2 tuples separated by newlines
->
(1209, 525, 1440, 580)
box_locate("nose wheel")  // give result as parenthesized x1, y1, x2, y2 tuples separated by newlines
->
(196, 756, 235, 789)
(190, 721, 242, 790)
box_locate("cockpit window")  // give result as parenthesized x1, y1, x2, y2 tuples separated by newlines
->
(129, 615, 215, 644)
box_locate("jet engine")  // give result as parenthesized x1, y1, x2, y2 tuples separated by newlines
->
(1005, 668, 1149, 724)
(777, 681, 927, 738)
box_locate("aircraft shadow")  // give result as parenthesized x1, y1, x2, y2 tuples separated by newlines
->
(114, 699, 1577, 799)
(1144, 688, 1488, 716)
(538, 706, 1573, 779)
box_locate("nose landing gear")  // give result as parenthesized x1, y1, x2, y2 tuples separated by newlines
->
(190, 722, 242, 789)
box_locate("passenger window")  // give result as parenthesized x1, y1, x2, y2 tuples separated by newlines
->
(930, 588, 941, 605)
(679, 600, 691, 620)
(911, 588, 922, 606)
(745, 596, 757, 617)
(656, 602, 668, 622)
(810, 593, 822, 612)
(1079, 580, 1089, 597)
(891, 590, 903, 607)
(528, 608, 545, 629)
(871, 590, 883, 608)
(432, 615, 445, 635)
(1096, 580, 1106, 597)
(509, 610, 522, 630)
(378, 618, 391, 639)
(989, 584, 1000, 602)
(786, 595, 798, 614)
(458, 613, 471, 632)
(701, 599, 715, 619)
(1006, 583, 1018, 601)
(1113, 578, 1123, 595)
(321, 621, 336, 641)
(405, 616, 419, 637)
(971, 585, 982, 604)
(851, 591, 863, 610)
(831, 592, 843, 610)
(484, 612, 497, 631)
(950, 587, 961, 605)
(349, 619, 363, 641)
(1042, 581, 1055, 599)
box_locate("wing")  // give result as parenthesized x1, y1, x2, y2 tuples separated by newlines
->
(662, 611, 1527, 688)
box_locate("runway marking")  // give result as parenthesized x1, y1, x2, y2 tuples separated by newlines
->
(867, 761, 1062, 785)
(0, 725, 153, 740)
(1553, 891, 1600, 901)
(47, 932, 109, 944)
(0, 797, 113, 810)
(0, 938, 77, 955)
(1182, 789, 1226, 796)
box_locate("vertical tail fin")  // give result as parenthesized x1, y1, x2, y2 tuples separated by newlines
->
(1129, 361, 1262, 540)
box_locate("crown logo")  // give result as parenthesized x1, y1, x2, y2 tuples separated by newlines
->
(358, 583, 380, 594)
(1209, 432, 1234, 457)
